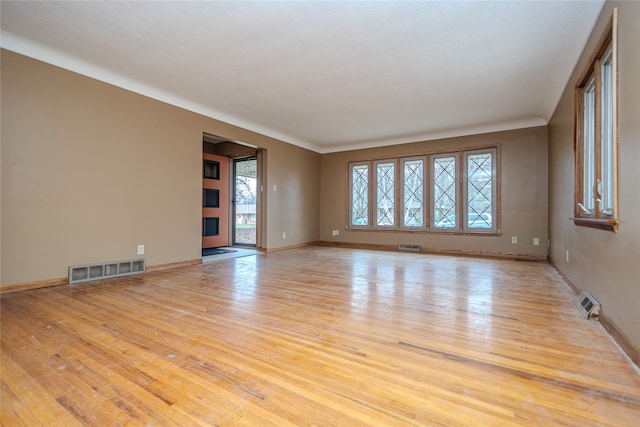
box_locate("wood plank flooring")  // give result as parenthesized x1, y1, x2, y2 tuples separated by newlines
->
(2, 246, 639, 426)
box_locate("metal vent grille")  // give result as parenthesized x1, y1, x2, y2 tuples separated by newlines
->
(69, 258, 145, 284)
(398, 244, 421, 252)
(575, 291, 600, 319)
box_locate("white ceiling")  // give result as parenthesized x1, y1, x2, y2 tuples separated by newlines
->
(1, 1, 603, 153)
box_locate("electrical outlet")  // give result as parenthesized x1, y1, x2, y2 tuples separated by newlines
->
(331, 230, 337, 236)
(137, 244, 144, 255)
(273, 185, 277, 192)
(335, 229, 339, 236)
(511, 236, 517, 244)
(566, 250, 570, 263)
(282, 232, 286, 239)
(533, 238, 540, 246)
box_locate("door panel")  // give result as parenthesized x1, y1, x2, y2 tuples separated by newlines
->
(202, 153, 229, 248)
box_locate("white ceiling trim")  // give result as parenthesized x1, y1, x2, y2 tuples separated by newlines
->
(1, 1, 604, 154)
(1, 32, 319, 152)
(1, 32, 547, 154)
(328, 117, 547, 154)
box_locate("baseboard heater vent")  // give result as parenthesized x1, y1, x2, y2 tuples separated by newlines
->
(398, 244, 421, 252)
(575, 291, 600, 320)
(69, 258, 145, 284)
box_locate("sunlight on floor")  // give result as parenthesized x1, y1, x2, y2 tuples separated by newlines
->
(202, 247, 261, 263)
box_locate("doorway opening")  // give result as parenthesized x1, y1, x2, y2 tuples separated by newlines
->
(203, 132, 262, 255)
(233, 156, 257, 246)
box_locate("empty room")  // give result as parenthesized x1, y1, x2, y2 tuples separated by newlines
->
(1, 1, 639, 426)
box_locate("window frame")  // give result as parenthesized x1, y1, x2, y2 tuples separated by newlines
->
(463, 148, 498, 234)
(346, 146, 500, 235)
(573, 9, 618, 232)
(348, 161, 370, 229)
(373, 159, 398, 229)
(400, 156, 427, 231)
(430, 152, 459, 231)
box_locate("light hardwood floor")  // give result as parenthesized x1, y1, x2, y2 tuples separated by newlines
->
(2, 247, 639, 426)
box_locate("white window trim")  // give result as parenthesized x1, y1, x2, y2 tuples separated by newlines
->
(430, 153, 459, 231)
(346, 146, 500, 235)
(463, 148, 497, 234)
(400, 156, 427, 230)
(373, 159, 398, 229)
(348, 161, 370, 229)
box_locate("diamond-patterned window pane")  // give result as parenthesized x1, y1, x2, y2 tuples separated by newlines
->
(376, 162, 395, 226)
(467, 153, 493, 228)
(433, 157, 456, 228)
(403, 159, 424, 227)
(351, 164, 369, 225)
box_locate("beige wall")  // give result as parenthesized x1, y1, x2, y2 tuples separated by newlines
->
(2, 3, 635, 359)
(0, 50, 320, 286)
(320, 127, 548, 258)
(548, 1, 640, 352)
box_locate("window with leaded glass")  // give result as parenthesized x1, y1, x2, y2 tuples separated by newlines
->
(401, 157, 425, 229)
(432, 154, 457, 229)
(374, 160, 396, 228)
(465, 149, 495, 231)
(346, 146, 499, 234)
(349, 162, 369, 227)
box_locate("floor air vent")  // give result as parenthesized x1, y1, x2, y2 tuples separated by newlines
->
(575, 291, 600, 320)
(69, 258, 145, 284)
(398, 244, 421, 252)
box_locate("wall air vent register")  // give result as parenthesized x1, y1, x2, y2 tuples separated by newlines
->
(575, 291, 601, 320)
(69, 258, 145, 284)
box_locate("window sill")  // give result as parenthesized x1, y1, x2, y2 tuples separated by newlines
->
(346, 227, 501, 236)
(571, 217, 618, 232)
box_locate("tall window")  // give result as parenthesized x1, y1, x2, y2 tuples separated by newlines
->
(349, 162, 369, 227)
(574, 10, 617, 231)
(600, 45, 614, 216)
(348, 147, 498, 233)
(582, 76, 596, 212)
(465, 150, 495, 231)
(432, 155, 457, 229)
(401, 157, 425, 229)
(375, 161, 396, 228)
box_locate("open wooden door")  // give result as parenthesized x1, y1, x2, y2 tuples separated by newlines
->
(202, 153, 230, 248)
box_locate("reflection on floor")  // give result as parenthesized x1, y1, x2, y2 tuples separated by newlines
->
(2, 247, 639, 425)
(202, 246, 261, 263)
